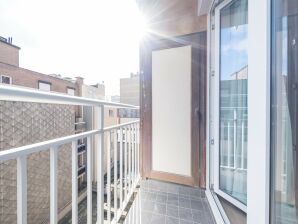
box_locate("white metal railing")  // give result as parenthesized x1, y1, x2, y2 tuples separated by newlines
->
(220, 111, 247, 171)
(0, 85, 140, 224)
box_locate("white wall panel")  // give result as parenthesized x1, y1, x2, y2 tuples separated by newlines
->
(152, 46, 192, 177)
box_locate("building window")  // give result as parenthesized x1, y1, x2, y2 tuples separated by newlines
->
(67, 87, 75, 96)
(38, 81, 51, 91)
(271, 0, 298, 223)
(215, 0, 248, 208)
(0, 75, 12, 84)
(109, 109, 114, 117)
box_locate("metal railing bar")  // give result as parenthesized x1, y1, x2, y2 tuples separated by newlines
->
(86, 136, 92, 224)
(50, 146, 58, 224)
(124, 126, 128, 202)
(0, 121, 140, 162)
(103, 120, 139, 132)
(113, 130, 118, 218)
(0, 85, 138, 108)
(119, 127, 123, 210)
(0, 129, 99, 162)
(71, 141, 78, 224)
(17, 155, 27, 224)
(107, 132, 111, 223)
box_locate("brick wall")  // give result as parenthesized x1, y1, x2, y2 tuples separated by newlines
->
(0, 41, 19, 67)
(0, 62, 79, 96)
(0, 101, 75, 224)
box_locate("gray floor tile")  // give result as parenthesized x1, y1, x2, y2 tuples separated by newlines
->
(191, 199, 204, 211)
(156, 193, 168, 204)
(124, 179, 215, 224)
(179, 197, 191, 209)
(166, 205, 180, 219)
(167, 193, 179, 206)
(150, 213, 166, 224)
(192, 210, 207, 223)
(179, 207, 193, 221)
(141, 211, 153, 224)
(142, 200, 155, 211)
(166, 216, 180, 224)
(153, 202, 167, 215)
(180, 220, 194, 224)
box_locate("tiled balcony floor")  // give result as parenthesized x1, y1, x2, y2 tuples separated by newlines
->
(124, 179, 215, 224)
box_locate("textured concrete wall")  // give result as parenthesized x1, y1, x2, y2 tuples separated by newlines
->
(0, 101, 75, 224)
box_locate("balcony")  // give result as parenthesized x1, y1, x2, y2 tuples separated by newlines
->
(0, 85, 215, 224)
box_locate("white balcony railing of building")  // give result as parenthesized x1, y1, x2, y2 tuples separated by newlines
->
(0, 85, 140, 224)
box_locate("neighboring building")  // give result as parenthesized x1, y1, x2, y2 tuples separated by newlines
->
(82, 82, 105, 100)
(79, 80, 119, 182)
(0, 37, 77, 224)
(120, 73, 140, 106)
(111, 95, 120, 103)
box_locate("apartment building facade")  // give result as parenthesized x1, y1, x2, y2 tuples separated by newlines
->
(0, 37, 79, 224)
(120, 73, 140, 106)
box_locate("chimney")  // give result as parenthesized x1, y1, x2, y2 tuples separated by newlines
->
(75, 76, 84, 85)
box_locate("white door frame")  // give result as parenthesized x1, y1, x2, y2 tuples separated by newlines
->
(213, 0, 247, 212)
(207, 0, 271, 222)
(247, 0, 271, 223)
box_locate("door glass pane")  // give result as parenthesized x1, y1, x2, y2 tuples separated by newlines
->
(219, 0, 248, 204)
(271, 0, 298, 223)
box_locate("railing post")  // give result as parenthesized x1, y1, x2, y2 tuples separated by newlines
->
(128, 125, 132, 194)
(134, 123, 137, 180)
(233, 110, 237, 169)
(107, 131, 111, 222)
(113, 129, 118, 218)
(17, 155, 27, 224)
(87, 136, 92, 224)
(95, 105, 104, 224)
(241, 122, 245, 169)
(124, 126, 128, 201)
(50, 146, 58, 224)
(137, 123, 139, 178)
(131, 124, 135, 185)
(119, 127, 123, 208)
(227, 122, 230, 168)
(72, 140, 78, 224)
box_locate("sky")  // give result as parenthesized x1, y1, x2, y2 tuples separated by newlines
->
(220, 24, 248, 80)
(0, 0, 145, 96)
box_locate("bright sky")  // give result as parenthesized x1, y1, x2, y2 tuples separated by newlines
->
(0, 0, 145, 96)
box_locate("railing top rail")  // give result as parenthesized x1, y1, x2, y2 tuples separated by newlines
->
(0, 120, 139, 162)
(0, 85, 139, 108)
(103, 120, 139, 132)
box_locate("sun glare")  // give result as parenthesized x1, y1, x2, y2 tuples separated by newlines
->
(135, 12, 149, 42)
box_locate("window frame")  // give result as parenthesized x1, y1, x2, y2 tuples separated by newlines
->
(38, 80, 51, 92)
(213, 0, 247, 212)
(0, 75, 12, 84)
(67, 87, 75, 96)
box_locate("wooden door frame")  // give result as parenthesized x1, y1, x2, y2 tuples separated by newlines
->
(140, 32, 207, 187)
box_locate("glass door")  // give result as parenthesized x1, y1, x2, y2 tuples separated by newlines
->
(271, 0, 298, 223)
(214, 0, 248, 211)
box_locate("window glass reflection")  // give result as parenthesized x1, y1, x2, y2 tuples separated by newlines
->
(219, 0, 248, 204)
(271, 0, 298, 223)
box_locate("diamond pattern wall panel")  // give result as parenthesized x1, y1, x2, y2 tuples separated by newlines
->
(0, 101, 75, 224)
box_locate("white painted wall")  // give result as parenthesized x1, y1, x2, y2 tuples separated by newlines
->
(151, 46, 192, 177)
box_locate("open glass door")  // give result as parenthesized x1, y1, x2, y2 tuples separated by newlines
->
(271, 0, 298, 223)
(214, 0, 248, 211)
